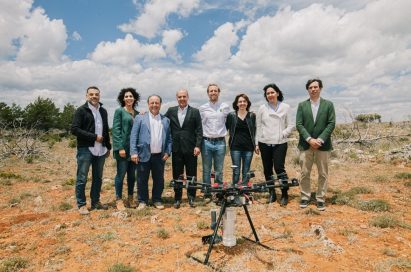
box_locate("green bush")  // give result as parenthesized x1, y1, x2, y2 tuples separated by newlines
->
(156, 228, 169, 239)
(394, 172, 411, 179)
(355, 199, 390, 212)
(370, 215, 399, 228)
(0, 256, 28, 272)
(58, 202, 73, 211)
(107, 263, 135, 272)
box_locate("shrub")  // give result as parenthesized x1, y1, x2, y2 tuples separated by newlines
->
(394, 172, 411, 179)
(196, 220, 209, 230)
(58, 202, 73, 211)
(68, 138, 77, 148)
(355, 199, 390, 212)
(107, 263, 135, 272)
(156, 228, 169, 239)
(0, 256, 28, 272)
(369, 215, 399, 228)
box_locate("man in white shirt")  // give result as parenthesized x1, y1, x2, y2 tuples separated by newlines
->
(130, 95, 172, 210)
(199, 84, 230, 200)
(71, 86, 111, 215)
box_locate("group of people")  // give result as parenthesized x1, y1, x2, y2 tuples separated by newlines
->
(71, 79, 335, 215)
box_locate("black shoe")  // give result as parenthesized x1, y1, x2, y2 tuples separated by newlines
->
(300, 199, 309, 208)
(174, 200, 181, 209)
(317, 201, 326, 211)
(91, 202, 108, 210)
(268, 190, 277, 203)
(188, 197, 196, 208)
(204, 195, 212, 203)
(280, 190, 288, 206)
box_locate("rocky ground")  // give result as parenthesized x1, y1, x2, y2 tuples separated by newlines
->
(0, 123, 410, 272)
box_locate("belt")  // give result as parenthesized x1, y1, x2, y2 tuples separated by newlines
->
(203, 137, 225, 141)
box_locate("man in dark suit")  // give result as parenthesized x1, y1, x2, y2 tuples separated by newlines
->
(296, 79, 336, 211)
(165, 89, 203, 208)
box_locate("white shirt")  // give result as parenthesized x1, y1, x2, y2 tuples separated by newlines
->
(310, 99, 320, 122)
(177, 105, 188, 127)
(149, 112, 163, 153)
(199, 101, 230, 138)
(88, 103, 107, 156)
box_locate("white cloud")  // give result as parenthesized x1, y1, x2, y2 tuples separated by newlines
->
(118, 0, 200, 39)
(72, 31, 82, 41)
(0, 0, 67, 64)
(193, 22, 239, 66)
(0, 0, 410, 124)
(161, 29, 184, 61)
(89, 34, 166, 66)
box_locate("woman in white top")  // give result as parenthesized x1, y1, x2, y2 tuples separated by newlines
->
(256, 83, 294, 206)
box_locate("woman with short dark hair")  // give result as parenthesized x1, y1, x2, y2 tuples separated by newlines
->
(256, 83, 294, 206)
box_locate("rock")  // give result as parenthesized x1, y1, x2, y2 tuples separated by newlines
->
(34, 196, 43, 206)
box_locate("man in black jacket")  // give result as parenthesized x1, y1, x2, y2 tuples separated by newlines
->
(165, 89, 203, 208)
(71, 86, 111, 215)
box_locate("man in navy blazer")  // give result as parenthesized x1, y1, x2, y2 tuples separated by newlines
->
(130, 95, 172, 210)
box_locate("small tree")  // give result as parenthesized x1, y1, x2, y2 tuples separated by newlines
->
(23, 97, 60, 131)
(355, 113, 382, 123)
(58, 103, 76, 133)
(0, 102, 24, 127)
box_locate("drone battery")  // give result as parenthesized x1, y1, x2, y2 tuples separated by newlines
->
(222, 207, 236, 247)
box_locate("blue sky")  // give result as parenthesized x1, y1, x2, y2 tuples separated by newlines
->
(1, 0, 410, 123)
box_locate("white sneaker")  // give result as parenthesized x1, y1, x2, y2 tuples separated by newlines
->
(78, 206, 89, 215)
(137, 202, 146, 210)
(153, 202, 165, 210)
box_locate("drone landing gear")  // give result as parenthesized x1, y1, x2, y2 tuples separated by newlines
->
(190, 199, 273, 266)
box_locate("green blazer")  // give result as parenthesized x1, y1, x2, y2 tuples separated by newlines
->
(112, 107, 138, 160)
(296, 98, 336, 151)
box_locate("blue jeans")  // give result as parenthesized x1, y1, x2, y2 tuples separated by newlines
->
(136, 153, 165, 204)
(75, 147, 106, 208)
(201, 139, 226, 188)
(230, 150, 253, 184)
(114, 158, 136, 199)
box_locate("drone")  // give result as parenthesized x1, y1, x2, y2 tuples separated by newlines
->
(169, 171, 300, 265)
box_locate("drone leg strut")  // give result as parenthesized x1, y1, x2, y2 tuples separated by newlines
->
(204, 200, 226, 264)
(242, 205, 273, 250)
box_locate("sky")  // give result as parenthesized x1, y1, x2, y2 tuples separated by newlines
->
(0, 0, 410, 124)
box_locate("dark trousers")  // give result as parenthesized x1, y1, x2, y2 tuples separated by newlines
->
(172, 151, 197, 200)
(136, 153, 165, 203)
(75, 147, 106, 207)
(258, 142, 288, 182)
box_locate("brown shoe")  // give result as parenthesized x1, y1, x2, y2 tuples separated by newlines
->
(128, 195, 137, 208)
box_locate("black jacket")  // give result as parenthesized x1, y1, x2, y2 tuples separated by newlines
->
(226, 111, 256, 148)
(165, 105, 203, 154)
(71, 102, 111, 150)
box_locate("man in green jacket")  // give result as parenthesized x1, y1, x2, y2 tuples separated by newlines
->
(296, 79, 335, 211)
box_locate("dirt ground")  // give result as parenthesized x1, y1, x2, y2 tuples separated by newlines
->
(0, 137, 410, 272)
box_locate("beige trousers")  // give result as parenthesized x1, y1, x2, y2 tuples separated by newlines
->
(299, 148, 330, 203)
